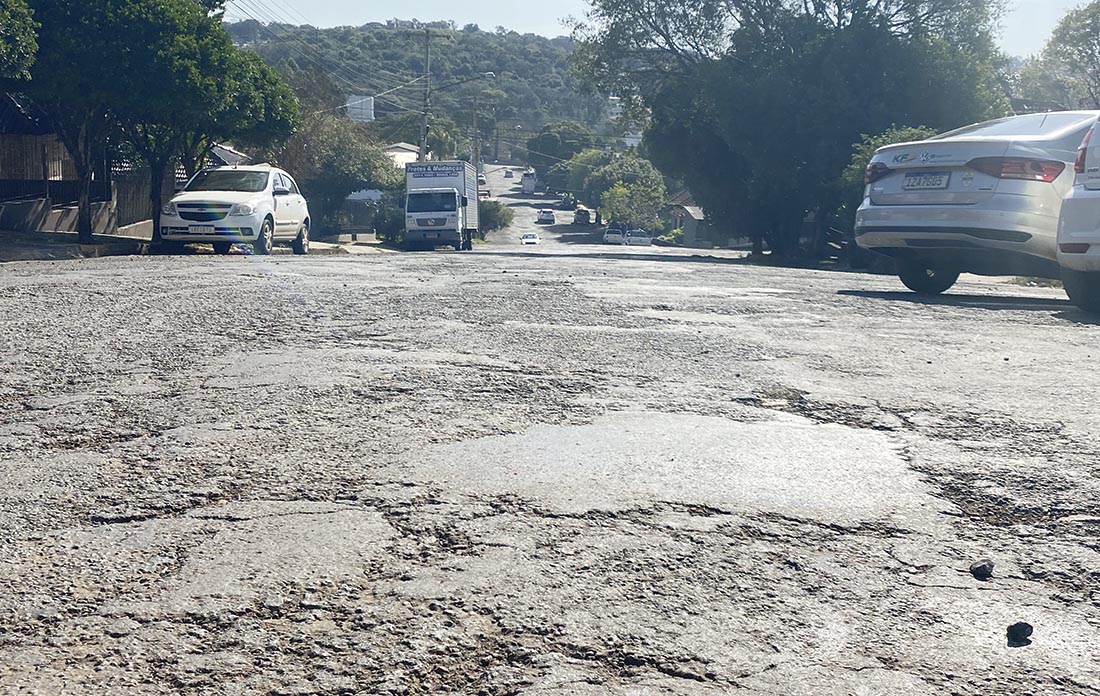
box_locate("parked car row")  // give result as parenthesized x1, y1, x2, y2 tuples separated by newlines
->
(603, 227, 653, 246)
(854, 110, 1100, 311)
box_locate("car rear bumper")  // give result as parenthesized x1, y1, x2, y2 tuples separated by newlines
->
(1058, 186, 1100, 272)
(854, 200, 1058, 261)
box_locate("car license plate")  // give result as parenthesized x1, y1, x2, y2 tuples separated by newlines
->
(189, 225, 215, 235)
(903, 172, 950, 190)
(426, 232, 438, 239)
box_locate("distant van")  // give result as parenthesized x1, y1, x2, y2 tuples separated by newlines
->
(573, 207, 592, 225)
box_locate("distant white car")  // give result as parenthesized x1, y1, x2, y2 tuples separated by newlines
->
(536, 209, 556, 224)
(855, 111, 1099, 294)
(521, 232, 540, 245)
(603, 227, 624, 244)
(503, 169, 514, 179)
(624, 229, 652, 246)
(160, 164, 311, 255)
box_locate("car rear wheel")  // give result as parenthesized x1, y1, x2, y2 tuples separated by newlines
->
(897, 260, 959, 295)
(212, 241, 232, 255)
(253, 218, 273, 255)
(1062, 269, 1100, 313)
(292, 223, 310, 255)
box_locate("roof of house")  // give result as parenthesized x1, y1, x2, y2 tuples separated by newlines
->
(209, 143, 250, 166)
(385, 142, 420, 153)
(667, 189, 697, 207)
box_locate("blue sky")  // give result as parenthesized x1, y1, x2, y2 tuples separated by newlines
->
(225, 0, 1081, 57)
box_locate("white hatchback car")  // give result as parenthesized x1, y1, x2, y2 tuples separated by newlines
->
(521, 232, 540, 245)
(855, 111, 1100, 294)
(1057, 116, 1100, 311)
(536, 209, 556, 224)
(603, 227, 624, 244)
(160, 165, 311, 255)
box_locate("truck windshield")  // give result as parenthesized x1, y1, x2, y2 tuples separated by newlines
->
(407, 192, 458, 213)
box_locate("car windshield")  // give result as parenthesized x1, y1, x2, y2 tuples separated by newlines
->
(185, 170, 269, 193)
(407, 192, 458, 213)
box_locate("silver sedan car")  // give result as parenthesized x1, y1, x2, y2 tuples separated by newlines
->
(855, 111, 1100, 294)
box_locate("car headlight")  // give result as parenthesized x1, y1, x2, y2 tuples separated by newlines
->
(406, 217, 415, 225)
(161, 202, 177, 216)
(447, 217, 457, 225)
(229, 202, 257, 216)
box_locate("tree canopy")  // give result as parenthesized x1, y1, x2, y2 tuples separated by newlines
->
(0, 0, 37, 80)
(573, 0, 1008, 254)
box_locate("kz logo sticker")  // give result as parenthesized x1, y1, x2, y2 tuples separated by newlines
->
(892, 153, 915, 164)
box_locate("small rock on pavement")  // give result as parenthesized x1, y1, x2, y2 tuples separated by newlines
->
(1006, 622, 1033, 646)
(105, 618, 140, 638)
(969, 559, 995, 581)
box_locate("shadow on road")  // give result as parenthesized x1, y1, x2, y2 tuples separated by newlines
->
(838, 289, 1074, 313)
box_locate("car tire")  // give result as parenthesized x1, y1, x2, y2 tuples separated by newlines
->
(212, 241, 232, 255)
(897, 260, 959, 295)
(1062, 269, 1100, 313)
(292, 223, 310, 255)
(253, 218, 274, 255)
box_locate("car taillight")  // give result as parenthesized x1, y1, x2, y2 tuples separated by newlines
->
(966, 157, 1066, 183)
(1075, 128, 1093, 174)
(864, 162, 891, 185)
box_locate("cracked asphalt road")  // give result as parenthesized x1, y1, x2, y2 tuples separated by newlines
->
(1, 169, 1099, 694)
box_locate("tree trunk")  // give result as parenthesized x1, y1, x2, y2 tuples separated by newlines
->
(76, 165, 94, 245)
(149, 159, 166, 243)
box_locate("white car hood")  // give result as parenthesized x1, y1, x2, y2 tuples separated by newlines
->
(170, 190, 268, 205)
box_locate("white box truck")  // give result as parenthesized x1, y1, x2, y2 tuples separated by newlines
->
(521, 170, 537, 195)
(404, 161, 479, 250)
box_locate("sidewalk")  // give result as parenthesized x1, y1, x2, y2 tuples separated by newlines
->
(0, 229, 393, 263)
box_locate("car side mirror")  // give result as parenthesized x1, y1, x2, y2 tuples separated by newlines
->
(273, 186, 290, 196)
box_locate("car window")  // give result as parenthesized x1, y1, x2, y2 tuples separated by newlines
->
(185, 170, 270, 193)
(283, 174, 300, 195)
(933, 113, 1097, 140)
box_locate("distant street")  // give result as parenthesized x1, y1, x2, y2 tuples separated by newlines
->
(1, 179, 1099, 694)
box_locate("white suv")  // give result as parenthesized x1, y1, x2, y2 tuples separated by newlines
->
(160, 165, 311, 255)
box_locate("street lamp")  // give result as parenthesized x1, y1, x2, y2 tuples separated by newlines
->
(419, 72, 495, 162)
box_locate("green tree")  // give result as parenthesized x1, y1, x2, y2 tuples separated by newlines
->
(599, 180, 664, 227)
(0, 0, 37, 80)
(111, 0, 240, 243)
(272, 114, 401, 231)
(574, 0, 1007, 256)
(479, 200, 515, 235)
(584, 153, 664, 210)
(1042, 1, 1100, 108)
(21, 0, 122, 243)
(525, 121, 595, 174)
(178, 51, 300, 178)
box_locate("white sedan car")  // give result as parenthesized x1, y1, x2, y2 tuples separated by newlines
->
(160, 165, 311, 255)
(855, 111, 1100, 294)
(521, 232, 541, 245)
(536, 209, 556, 224)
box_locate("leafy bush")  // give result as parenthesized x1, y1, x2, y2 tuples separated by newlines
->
(479, 200, 515, 236)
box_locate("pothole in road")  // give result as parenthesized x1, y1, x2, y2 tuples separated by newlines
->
(399, 411, 953, 531)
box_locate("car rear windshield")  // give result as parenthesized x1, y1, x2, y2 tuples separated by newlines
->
(933, 113, 1095, 140)
(186, 170, 270, 193)
(407, 192, 457, 213)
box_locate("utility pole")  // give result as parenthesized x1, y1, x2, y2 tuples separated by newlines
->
(471, 92, 480, 173)
(418, 28, 431, 162)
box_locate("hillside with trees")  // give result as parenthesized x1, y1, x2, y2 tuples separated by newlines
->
(223, 19, 609, 150)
